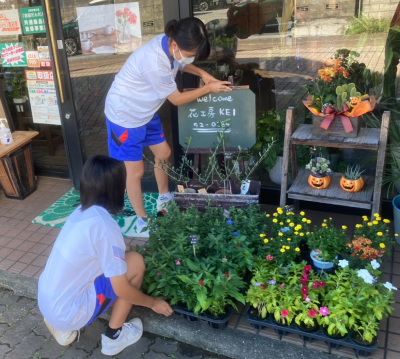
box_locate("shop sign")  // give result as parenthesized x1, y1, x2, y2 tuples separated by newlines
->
(25, 70, 61, 125)
(26, 50, 39, 67)
(20, 6, 46, 34)
(0, 10, 22, 36)
(0, 43, 27, 67)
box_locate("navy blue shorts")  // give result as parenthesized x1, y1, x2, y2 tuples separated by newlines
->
(84, 274, 118, 327)
(107, 114, 166, 162)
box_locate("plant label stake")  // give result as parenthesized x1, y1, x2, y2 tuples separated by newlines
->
(198, 188, 207, 194)
(223, 209, 230, 219)
(177, 185, 185, 193)
(285, 205, 295, 213)
(189, 234, 198, 257)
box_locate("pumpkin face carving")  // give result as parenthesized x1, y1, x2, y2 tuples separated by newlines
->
(350, 97, 360, 107)
(308, 174, 331, 189)
(340, 176, 364, 192)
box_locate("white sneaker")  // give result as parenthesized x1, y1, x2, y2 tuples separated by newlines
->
(101, 318, 143, 356)
(44, 318, 77, 346)
(135, 218, 150, 237)
(157, 193, 174, 213)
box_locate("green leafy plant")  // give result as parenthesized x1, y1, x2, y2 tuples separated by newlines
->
(5, 71, 28, 99)
(307, 219, 348, 262)
(343, 164, 364, 180)
(345, 15, 390, 36)
(305, 157, 332, 176)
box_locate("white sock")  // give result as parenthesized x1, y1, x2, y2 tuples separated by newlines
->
(158, 192, 172, 202)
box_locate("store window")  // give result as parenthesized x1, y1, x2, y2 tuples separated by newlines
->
(192, 1, 399, 198)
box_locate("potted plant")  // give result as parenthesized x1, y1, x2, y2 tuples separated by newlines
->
(307, 219, 348, 269)
(5, 71, 28, 106)
(340, 164, 365, 192)
(305, 157, 333, 190)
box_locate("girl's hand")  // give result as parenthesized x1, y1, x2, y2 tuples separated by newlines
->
(201, 72, 218, 84)
(206, 81, 232, 93)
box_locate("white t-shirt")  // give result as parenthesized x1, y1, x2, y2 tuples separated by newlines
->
(105, 34, 184, 128)
(38, 205, 127, 331)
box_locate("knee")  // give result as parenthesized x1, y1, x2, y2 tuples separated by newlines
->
(126, 251, 146, 274)
(126, 165, 144, 180)
(157, 146, 171, 162)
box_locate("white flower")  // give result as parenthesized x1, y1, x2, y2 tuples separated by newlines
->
(338, 259, 349, 268)
(357, 269, 374, 284)
(370, 259, 380, 270)
(384, 282, 398, 291)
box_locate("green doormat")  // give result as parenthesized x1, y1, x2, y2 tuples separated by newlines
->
(32, 189, 158, 238)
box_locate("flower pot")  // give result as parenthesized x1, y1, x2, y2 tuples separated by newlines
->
(322, 325, 347, 348)
(295, 321, 319, 342)
(247, 308, 269, 330)
(271, 318, 290, 336)
(308, 173, 331, 189)
(205, 309, 232, 330)
(269, 156, 292, 185)
(349, 332, 378, 357)
(340, 175, 364, 193)
(310, 250, 334, 270)
(393, 195, 400, 244)
(312, 114, 360, 138)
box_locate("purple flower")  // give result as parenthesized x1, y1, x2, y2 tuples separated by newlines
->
(234, 232, 239, 236)
(227, 219, 233, 225)
(269, 280, 276, 285)
(253, 283, 261, 286)
(157, 272, 161, 276)
(175, 260, 181, 265)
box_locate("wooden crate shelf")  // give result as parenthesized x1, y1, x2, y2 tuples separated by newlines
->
(287, 170, 374, 210)
(280, 109, 390, 216)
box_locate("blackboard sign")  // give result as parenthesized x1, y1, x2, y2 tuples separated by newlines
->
(189, 234, 198, 245)
(178, 89, 256, 149)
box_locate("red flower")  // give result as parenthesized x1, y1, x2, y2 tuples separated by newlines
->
(281, 309, 289, 317)
(301, 285, 309, 295)
(308, 308, 318, 318)
(266, 255, 274, 261)
(303, 265, 311, 273)
(324, 77, 332, 82)
(300, 276, 308, 284)
(224, 271, 230, 278)
(116, 10, 124, 16)
(260, 284, 266, 290)
(199, 280, 204, 286)
(128, 13, 137, 24)
(312, 281, 326, 289)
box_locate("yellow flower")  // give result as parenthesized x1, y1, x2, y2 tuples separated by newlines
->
(300, 211, 305, 216)
(342, 226, 347, 230)
(280, 222, 284, 226)
(298, 233, 303, 237)
(289, 223, 295, 227)
(307, 220, 311, 224)
(285, 246, 290, 250)
(367, 222, 372, 226)
(374, 213, 379, 217)
(356, 224, 362, 228)
(323, 219, 327, 222)
(273, 213, 278, 217)
(278, 232, 283, 237)
(287, 238, 292, 241)
(377, 232, 383, 236)
(266, 214, 270, 217)
(373, 221, 378, 225)
(322, 223, 327, 227)
(377, 217, 381, 221)
(362, 216, 368, 221)
(259, 234, 266, 238)
(306, 232, 310, 235)
(395, 234, 399, 237)
(287, 219, 291, 223)
(384, 219, 390, 224)
(295, 247, 300, 252)
(295, 232, 299, 235)
(264, 239, 269, 243)
(329, 217, 332, 220)
(280, 248, 286, 253)
(277, 207, 282, 211)
(380, 243, 385, 248)
(302, 218, 307, 223)
(273, 219, 278, 223)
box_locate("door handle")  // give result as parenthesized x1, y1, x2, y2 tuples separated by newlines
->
(44, 0, 64, 103)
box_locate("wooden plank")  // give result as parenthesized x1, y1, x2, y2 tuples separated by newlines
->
(291, 124, 379, 150)
(372, 111, 390, 216)
(287, 169, 374, 208)
(280, 108, 294, 207)
(0, 131, 38, 158)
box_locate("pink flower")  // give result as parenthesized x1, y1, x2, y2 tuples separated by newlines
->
(300, 275, 308, 284)
(124, 7, 131, 15)
(308, 308, 318, 317)
(175, 260, 181, 265)
(281, 309, 289, 317)
(266, 255, 274, 261)
(305, 297, 311, 302)
(128, 13, 137, 25)
(319, 307, 329, 316)
(157, 272, 161, 276)
(301, 285, 309, 295)
(278, 283, 285, 290)
(312, 281, 326, 289)
(116, 10, 124, 17)
(303, 265, 312, 273)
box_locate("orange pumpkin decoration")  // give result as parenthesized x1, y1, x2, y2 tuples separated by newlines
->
(308, 174, 331, 189)
(340, 176, 364, 192)
(350, 97, 360, 107)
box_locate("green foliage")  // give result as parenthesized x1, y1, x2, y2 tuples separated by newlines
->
(335, 83, 360, 110)
(345, 15, 390, 36)
(343, 164, 364, 180)
(307, 219, 348, 262)
(305, 157, 332, 176)
(5, 71, 28, 99)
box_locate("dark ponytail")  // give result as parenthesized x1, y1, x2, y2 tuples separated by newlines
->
(165, 17, 210, 61)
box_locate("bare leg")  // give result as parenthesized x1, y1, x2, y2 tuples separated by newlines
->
(109, 252, 145, 329)
(149, 141, 171, 195)
(125, 161, 146, 218)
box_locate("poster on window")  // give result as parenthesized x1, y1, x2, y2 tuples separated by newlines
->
(0, 43, 27, 67)
(25, 70, 61, 125)
(20, 6, 46, 34)
(0, 10, 22, 36)
(26, 50, 40, 67)
(76, 3, 141, 55)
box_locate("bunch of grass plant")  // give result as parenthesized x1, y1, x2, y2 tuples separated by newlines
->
(343, 164, 364, 180)
(345, 15, 390, 36)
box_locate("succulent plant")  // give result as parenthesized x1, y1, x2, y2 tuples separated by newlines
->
(344, 164, 364, 180)
(335, 83, 361, 110)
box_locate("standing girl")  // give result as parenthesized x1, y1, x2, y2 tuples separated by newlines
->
(105, 17, 232, 235)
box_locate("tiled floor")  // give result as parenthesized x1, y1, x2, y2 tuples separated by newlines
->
(0, 176, 399, 359)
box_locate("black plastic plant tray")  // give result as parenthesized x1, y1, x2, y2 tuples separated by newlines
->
(172, 305, 234, 330)
(245, 310, 378, 357)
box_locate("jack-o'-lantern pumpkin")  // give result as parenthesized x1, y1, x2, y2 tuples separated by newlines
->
(340, 176, 364, 192)
(308, 174, 331, 190)
(350, 97, 360, 107)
